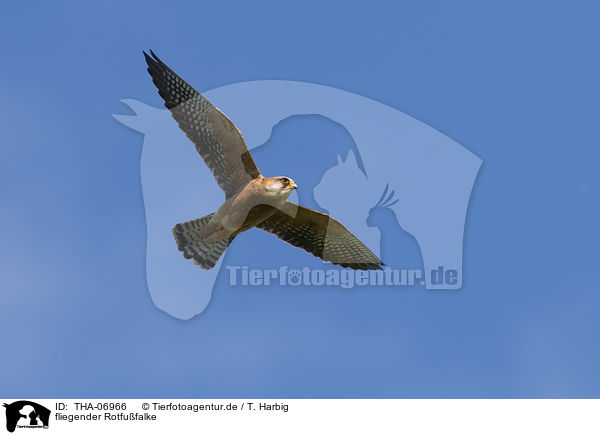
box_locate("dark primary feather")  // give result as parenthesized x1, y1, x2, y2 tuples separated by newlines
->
(257, 202, 384, 270)
(143, 50, 261, 199)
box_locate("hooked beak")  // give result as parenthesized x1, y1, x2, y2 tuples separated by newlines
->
(290, 182, 297, 190)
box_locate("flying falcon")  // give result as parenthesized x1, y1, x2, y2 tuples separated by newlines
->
(143, 50, 383, 271)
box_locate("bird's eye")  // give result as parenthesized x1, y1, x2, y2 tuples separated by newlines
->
(280, 178, 289, 184)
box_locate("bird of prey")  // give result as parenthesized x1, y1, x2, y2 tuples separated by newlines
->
(143, 50, 383, 271)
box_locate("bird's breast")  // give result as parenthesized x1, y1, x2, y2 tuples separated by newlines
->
(219, 189, 281, 234)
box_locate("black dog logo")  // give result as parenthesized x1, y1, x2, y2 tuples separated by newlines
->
(3, 401, 50, 432)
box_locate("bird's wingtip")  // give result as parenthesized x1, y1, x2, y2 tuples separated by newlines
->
(142, 50, 153, 65)
(143, 50, 160, 64)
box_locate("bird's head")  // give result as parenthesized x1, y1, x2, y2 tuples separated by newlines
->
(263, 176, 298, 199)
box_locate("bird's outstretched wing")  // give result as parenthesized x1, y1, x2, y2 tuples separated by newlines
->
(144, 50, 261, 198)
(256, 202, 383, 270)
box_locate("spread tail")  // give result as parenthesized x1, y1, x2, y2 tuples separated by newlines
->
(172, 214, 234, 270)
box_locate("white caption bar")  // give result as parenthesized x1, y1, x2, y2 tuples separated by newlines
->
(1, 399, 598, 434)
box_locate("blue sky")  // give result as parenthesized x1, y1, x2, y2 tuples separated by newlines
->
(1, 1, 599, 398)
